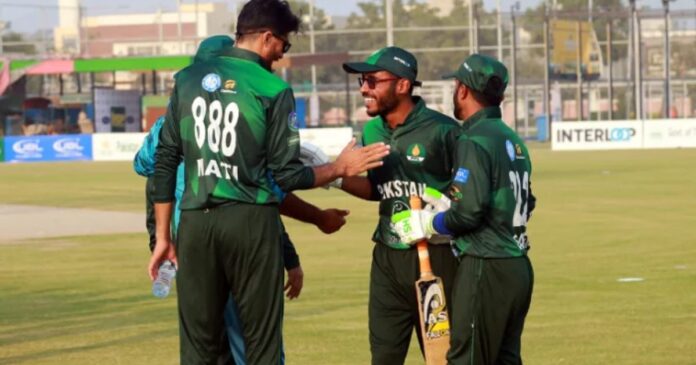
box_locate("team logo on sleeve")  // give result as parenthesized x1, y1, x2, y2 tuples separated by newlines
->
(505, 140, 515, 162)
(406, 143, 426, 163)
(454, 168, 470, 184)
(201, 73, 221, 92)
(288, 112, 299, 131)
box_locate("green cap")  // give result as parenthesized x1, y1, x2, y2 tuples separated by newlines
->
(443, 54, 509, 98)
(343, 47, 422, 87)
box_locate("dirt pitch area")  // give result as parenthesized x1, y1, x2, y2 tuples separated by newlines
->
(0, 204, 143, 243)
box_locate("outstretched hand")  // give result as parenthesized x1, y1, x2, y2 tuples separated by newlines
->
(334, 138, 390, 177)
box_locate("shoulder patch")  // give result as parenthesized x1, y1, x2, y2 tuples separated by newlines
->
(288, 112, 299, 131)
(202, 73, 221, 92)
(454, 168, 470, 184)
(505, 140, 515, 162)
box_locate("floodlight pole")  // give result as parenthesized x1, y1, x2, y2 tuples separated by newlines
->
(309, 0, 319, 126)
(511, 3, 518, 132)
(386, 0, 394, 46)
(663, 0, 672, 118)
(496, 0, 502, 59)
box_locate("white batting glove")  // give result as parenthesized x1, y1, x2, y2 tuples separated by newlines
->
(422, 187, 451, 214)
(299, 142, 342, 189)
(391, 209, 436, 245)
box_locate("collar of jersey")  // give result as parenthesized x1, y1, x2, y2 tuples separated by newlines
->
(221, 47, 271, 71)
(381, 96, 427, 132)
(462, 106, 501, 130)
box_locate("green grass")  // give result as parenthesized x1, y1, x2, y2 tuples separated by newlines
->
(1, 148, 696, 364)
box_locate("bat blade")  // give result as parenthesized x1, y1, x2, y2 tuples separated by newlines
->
(410, 195, 450, 364)
(416, 273, 451, 365)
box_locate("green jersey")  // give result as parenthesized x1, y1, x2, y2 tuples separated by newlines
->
(154, 48, 315, 208)
(442, 107, 535, 258)
(362, 97, 460, 250)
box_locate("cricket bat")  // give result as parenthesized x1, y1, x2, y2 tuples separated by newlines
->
(411, 195, 451, 365)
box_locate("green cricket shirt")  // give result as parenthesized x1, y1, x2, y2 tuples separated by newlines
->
(441, 107, 535, 258)
(362, 97, 460, 250)
(153, 48, 315, 209)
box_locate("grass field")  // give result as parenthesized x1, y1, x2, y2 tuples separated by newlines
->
(1, 146, 696, 364)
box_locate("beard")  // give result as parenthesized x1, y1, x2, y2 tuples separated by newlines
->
(365, 84, 399, 117)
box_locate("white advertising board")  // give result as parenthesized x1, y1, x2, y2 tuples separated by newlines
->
(299, 127, 354, 157)
(92, 133, 147, 161)
(643, 119, 696, 149)
(552, 121, 643, 151)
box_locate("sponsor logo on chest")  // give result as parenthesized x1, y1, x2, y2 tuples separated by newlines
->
(406, 143, 426, 163)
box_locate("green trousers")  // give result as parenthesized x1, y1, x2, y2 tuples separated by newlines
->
(447, 256, 534, 365)
(369, 243, 459, 365)
(176, 203, 284, 365)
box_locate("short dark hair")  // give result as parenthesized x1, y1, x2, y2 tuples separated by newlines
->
(469, 76, 505, 107)
(236, 0, 301, 38)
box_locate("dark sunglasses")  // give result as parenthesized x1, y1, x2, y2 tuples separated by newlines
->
(358, 76, 399, 89)
(237, 30, 291, 53)
(271, 32, 292, 53)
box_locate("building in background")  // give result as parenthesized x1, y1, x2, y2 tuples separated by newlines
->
(54, 0, 235, 57)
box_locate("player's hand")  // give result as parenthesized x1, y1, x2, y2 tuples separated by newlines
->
(391, 209, 436, 245)
(300, 142, 343, 189)
(316, 208, 350, 234)
(422, 187, 451, 214)
(334, 138, 390, 177)
(284, 266, 304, 300)
(148, 238, 177, 281)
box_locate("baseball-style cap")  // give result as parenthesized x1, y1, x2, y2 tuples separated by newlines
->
(343, 47, 422, 87)
(443, 54, 509, 98)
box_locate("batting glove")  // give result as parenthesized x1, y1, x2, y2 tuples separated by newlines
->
(391, 209, 436, 245)
(422, 187, 451, 214)
(299, 142, 342, 189)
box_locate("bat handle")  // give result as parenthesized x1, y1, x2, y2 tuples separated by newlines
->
(411, 195, 433, 276)
(417, 240, 433, 276)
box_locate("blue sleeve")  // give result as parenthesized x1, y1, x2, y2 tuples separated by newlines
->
(266, 171, 287, 202)
(133, 116, 166, 177)
(172, 163, 185, 238)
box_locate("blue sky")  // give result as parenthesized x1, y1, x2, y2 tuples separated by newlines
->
(0, 0, 693, 34)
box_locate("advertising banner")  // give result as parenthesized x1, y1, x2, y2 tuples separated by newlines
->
(92, 133, 147, 161)
(643, 120, 696, 149)
(299, 127, 353, 157)
(4, 135, 93, 163)
(94, 88, 142, 133)
(552, 121, 643, 151)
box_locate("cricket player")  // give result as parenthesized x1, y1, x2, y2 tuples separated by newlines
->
(148, 1, 389, 364)
(135, 116, 347, 364)
(340, 47, 461, 364)
(392, 54, 536, 364)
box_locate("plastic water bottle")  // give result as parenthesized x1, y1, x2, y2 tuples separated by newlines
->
(152, 260, 176, 298)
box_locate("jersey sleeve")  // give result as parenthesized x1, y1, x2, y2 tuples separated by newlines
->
(442, 137, 492, 235)
(266, 88, 315, 192)
(153, 86, 183, 203)
(133, 116, 165, 177)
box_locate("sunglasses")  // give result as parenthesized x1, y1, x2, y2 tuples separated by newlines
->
(271, 32, 292, 53)
(358, 76, 399, 89)
(237, 30, 292, 53)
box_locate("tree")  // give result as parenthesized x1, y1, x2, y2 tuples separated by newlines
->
(1, 31, 37, 55)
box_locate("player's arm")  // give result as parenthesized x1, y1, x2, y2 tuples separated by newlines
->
(339, 176, 379, 201)
(280, 227, 303, 299)
(149, 87, 182, 279)
(280, 192, 348, 234)
(434, 137, 491, 236)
